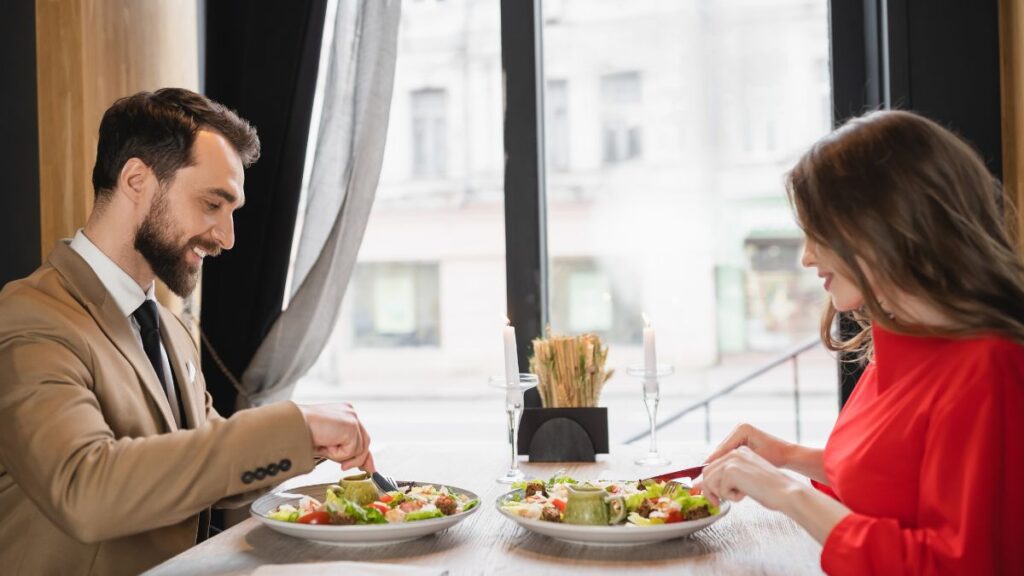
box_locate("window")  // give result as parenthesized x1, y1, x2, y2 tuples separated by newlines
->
(743, 237, 820, 350)
(411, 88, 448, 177)
(550, 258, 642, 344)
(546, 80, 570, 172)
(351, 263, 440, 347)
(543, 0, 834, 407)
(295, 0, 839, 447)
(296, 0, 506, 417)
(600, 71, 643, 164)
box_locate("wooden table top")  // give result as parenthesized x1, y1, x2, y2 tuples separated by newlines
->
(145, 442, 824, 575)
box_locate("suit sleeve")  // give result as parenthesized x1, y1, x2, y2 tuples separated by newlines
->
(0, 334, 318, 544)
(820, 355, 1024, 575)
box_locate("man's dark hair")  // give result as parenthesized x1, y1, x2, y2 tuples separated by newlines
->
(91, 88, 260, 201)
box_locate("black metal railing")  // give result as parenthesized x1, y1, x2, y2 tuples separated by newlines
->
(624, 336, 823, 445)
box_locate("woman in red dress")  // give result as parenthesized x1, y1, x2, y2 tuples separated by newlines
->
(697, 110, 1024, 575)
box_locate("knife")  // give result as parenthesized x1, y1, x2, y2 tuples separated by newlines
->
(642, 464, 706, 484)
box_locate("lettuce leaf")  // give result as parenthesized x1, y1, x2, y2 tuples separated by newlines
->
(627, 512, 665, 526)
(266, 509, 300, 522)
(325, 490, 387, 525)
(405, 509, 445, 522)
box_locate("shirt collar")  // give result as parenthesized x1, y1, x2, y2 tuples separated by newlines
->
(872, 322, 956, 388)
(69, 229, 155, 318)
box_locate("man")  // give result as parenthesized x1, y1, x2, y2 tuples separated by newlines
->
(0, 88, 373, 575)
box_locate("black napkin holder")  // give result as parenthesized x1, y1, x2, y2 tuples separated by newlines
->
(517, 406, 609, 462)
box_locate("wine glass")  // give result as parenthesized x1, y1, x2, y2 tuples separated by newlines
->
(488, 373, 539, 483)
(626, 364, 674, 466)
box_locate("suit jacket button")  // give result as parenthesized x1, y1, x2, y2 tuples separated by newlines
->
(254, 467, 267, 480)
(279, 459, 292, 472)
(241, 471, 255, 484)
(267, 463, 280, 476)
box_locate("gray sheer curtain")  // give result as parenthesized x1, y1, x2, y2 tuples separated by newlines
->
(238, 0, 402, 408)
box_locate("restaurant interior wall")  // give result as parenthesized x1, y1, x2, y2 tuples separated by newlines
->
(31, 0, 201, 323)
(1000, 0, 1024, 251)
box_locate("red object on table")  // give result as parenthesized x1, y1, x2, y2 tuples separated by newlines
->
(644, 464, 706, 484)
(817, 324, 1024, 575)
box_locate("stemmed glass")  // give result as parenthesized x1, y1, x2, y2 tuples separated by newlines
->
(489, 373, 539, 483)
(626, 364, 674, 466)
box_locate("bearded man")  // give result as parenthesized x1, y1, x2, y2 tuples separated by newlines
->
(0, 88, 374, 575)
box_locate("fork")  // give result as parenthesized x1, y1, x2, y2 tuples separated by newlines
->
(662, 480, 691, 499)
(312, 457, 399, 493)
(372, 471, 400, 493)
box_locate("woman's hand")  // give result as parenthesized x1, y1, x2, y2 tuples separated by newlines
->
(697, 445, 852, 544)
(705, 423, 795, 468)
(697, 445, 801, 510)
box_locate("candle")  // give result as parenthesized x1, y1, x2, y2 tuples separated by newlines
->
(503, 318, 521, 405)
(642, 313, 657, 390)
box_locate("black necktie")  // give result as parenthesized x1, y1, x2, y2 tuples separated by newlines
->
(133, 300, 183, 426)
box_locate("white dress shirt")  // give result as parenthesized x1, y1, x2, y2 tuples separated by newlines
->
(69, 229, 181, 426)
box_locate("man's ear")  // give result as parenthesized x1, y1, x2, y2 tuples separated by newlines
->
(118, 158, 154, 204)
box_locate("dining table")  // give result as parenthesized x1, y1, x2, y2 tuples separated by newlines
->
(144, 441, 825, 575)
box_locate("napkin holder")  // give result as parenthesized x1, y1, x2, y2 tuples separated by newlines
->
(517, 403, 609, 462)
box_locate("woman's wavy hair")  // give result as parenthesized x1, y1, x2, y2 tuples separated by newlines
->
(786, 110, 1024, 359)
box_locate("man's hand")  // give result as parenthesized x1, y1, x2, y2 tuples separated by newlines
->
(296, 403, 375, 472)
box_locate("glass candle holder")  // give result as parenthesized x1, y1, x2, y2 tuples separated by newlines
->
(488, 373, 539, 483)
(626, 364, 674, 466)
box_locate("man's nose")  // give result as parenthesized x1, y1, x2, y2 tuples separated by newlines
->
(213, 214, 235, 251)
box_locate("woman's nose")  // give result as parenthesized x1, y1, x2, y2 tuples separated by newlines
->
(800, 241, 815, 268)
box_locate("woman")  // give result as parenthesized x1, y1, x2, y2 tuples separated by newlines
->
(697, 110, 1024, 575)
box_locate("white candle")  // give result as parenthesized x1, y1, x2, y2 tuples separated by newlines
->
(503, 319, 521, 405)
(642, 313, 657, 390)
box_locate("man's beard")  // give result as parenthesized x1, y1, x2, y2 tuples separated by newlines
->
(134, 191, 219, 298)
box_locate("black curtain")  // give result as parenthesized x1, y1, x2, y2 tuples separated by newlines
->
(0, 0, 40, 289)
(201, 0, 328, 417)
(828, 0, 1002, 406)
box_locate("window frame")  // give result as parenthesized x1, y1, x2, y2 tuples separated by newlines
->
(500, 0, 842, 373)
(500, 0, 548, 387)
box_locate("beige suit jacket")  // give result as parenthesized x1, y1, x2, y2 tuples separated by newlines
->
(0, 241, 317, 575)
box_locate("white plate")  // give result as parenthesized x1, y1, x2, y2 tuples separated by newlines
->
(251, 481, 481, 545)
(495, 491, 730, 546)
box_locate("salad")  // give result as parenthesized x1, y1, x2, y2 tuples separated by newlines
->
(266, 483, 479, 526)
(500, 474, 719, 526)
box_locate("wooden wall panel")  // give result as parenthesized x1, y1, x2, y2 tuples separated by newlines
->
(1001, 0, 1024, 251)
(35, 0, 200, 325)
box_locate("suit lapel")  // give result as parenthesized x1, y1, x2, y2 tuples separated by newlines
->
(159, 308, 202, 429)
(48, 241, 178, 432)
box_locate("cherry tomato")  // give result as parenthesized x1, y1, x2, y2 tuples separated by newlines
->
(551, 499, 566, 512)
(370, 502, 390, 515)
(297, 511, 330, 524)
(666, 510, 683, 524)
(379, 494, 394, 503)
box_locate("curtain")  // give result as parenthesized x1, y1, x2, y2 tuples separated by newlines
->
(238, 0, 402, 408)
(200, 0, 330, 417)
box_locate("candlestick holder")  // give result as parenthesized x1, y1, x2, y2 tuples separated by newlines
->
(626, 364, 674, 466)
(489, 373, 539, 483)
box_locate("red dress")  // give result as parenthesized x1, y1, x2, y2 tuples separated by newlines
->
(818, 324, 1024, 575)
